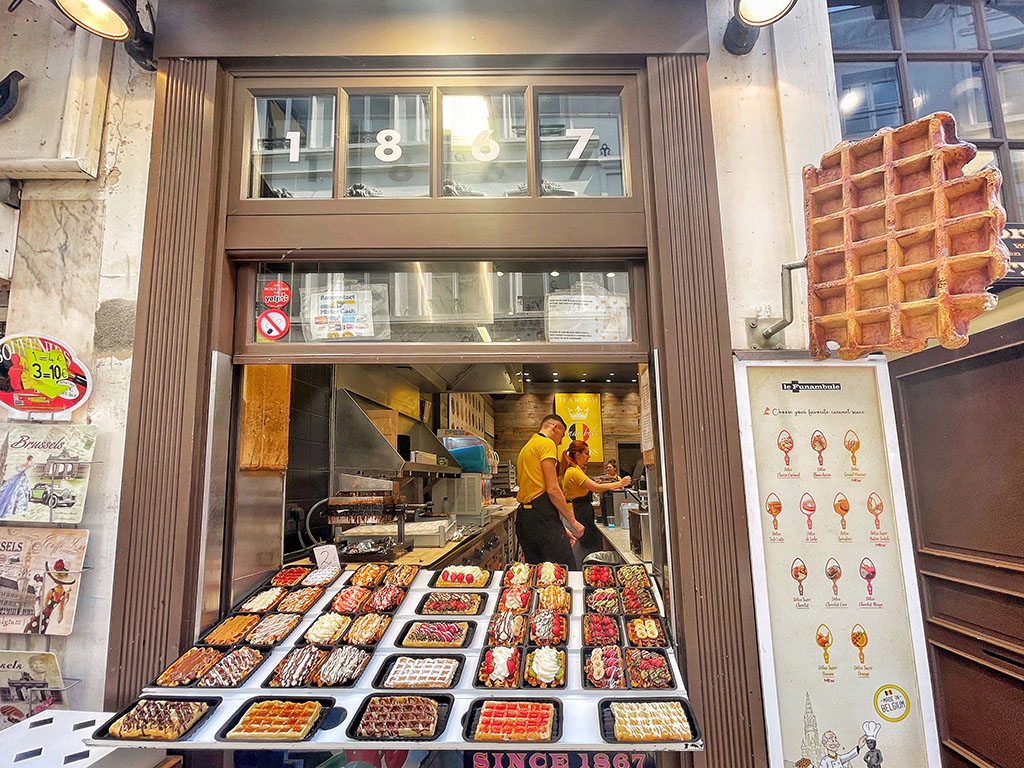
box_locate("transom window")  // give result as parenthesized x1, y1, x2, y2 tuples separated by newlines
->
(828, 0, 1024, 218)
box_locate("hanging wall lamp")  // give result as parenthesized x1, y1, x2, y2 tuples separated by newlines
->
(52, 0, 157, 71)
(723, 0, 799, 55)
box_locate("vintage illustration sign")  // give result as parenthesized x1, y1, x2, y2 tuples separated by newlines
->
(0, 527, 89, 636)
(0, 424, 96, 524)
(0, 651, 66, 730)
(555, 393, 604, 463)
(0, 335, 92, 416)
(734, 357, 940, 768)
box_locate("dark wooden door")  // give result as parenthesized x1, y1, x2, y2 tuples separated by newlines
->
(890, 319, 1024, 768)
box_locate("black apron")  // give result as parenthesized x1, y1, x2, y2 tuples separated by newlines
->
(571, 490, 602, 550)
(515, 492, 576, 568)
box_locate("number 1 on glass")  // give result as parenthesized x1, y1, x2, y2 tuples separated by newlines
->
(566, 127, 595, 160)
(286, 131, 301, 162)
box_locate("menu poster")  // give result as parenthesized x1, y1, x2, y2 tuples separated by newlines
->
(734, 357, 940, 768)
(0, 651, 67, 730)
(0, 424, 96, 524)
(0, 527, 89, 636)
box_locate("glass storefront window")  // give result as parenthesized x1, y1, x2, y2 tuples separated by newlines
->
(442, 92, 528, 197)
(346, 93, 431, 197)
(986, 1, 1024, 49)
(900, 0, 979, 50)
(835, 62, 903, 139)
(249, 94, 335, 199)
(827, 0, 893, 50)
(907, 60, 991, 138)
(1010, 150, 1024, 213)
(253, 262, 634, 344)
(996, 61, 1024, 138)
(537, 93, 625, 197)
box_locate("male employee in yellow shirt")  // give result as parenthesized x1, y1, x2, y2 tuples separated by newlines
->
(515, 414, 585, 567)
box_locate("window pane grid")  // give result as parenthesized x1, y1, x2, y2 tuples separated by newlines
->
(829, 0, 1024, 218)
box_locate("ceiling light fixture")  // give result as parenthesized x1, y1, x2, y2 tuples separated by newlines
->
(723, 0, 799, 56)
(53, 0, 157, 71)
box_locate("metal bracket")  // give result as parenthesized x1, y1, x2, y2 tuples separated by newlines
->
(0, 178, 21, 209)
(758, 259, 807, 344)
(745, 316, 786, 350)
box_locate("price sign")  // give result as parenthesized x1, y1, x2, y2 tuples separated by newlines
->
(0, 334, 92, 416)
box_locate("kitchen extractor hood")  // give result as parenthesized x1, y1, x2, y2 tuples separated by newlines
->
(333, 388, 462, 479)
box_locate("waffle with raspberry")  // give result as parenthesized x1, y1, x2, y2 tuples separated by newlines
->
(529, 610, 567, 646)
(421, 591, 482, 615)
(625, 649, 674, 689)
(583, 614, 621, 646)
(583, 565, 616, 588)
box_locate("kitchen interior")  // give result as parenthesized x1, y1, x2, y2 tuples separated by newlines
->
(236, 360, 655, 602)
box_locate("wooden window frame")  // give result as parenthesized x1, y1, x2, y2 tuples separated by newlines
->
(831, 0, 1024, 218)
(228, 72, 646, 215)
(233, 258, 651, 363)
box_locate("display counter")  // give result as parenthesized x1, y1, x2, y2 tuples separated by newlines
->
(389, 507, 515, 570)
(74, 562, 701, 755)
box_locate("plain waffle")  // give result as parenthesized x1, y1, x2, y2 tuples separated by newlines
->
(804, 111, 1009, 360)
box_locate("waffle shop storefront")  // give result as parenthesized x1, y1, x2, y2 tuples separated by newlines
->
(102, 2, 767, 767)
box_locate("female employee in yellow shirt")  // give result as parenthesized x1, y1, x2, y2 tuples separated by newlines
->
(561, 441, 631, 562)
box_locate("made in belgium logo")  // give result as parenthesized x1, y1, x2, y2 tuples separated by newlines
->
(781, 380, 842, 393)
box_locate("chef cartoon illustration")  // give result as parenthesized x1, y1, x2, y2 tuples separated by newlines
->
(862, 721, 883, 767)
(819, 729, 868, 768)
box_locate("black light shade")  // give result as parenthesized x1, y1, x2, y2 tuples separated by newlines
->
(723, 0, 800, 56)
(52, 0, 156, 71)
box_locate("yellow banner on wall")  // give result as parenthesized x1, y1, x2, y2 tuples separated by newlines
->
(554, 393, 603, 463)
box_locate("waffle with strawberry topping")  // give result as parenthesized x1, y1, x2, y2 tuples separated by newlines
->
(583, 614, 621, 646)
(497, 586, 532, 614)
(478, 646, 521, 688)
(529, 610, 567, 646)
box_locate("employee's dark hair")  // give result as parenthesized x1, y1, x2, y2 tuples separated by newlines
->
(539, 413, 566, 429)
(605, 458, 617, 469)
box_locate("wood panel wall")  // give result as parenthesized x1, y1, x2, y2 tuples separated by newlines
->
(239, 365, 291, 470)
(890, 320, 1024, 768)
(105, 59, 225, 708)
(645, 54, 767, 767)
(491, 383, 640, 471)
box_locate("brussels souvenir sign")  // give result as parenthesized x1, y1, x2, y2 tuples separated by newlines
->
(0, 650, 67, 730)
(0, 424, 97, 524)
(0, 335, 92, 416)
(0, 527, 89, 636)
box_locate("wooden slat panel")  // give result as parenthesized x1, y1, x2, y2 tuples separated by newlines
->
(926, 577, 1024, 650)
(239, 365, 291, 470)
(933, 647, 1024, 767)
(646, 54, 766, 767)
(105, 59, 223, 708)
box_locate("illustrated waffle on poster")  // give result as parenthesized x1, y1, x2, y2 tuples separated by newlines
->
(0, 425, 96, 524)
(0, 527, 88, 635)
(0, 651, 66, 730)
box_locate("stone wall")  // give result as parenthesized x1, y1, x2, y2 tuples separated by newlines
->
(0, 37, 154, 710)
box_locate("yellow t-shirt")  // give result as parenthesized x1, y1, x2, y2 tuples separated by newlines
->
(562, 465, 591, 501)
(516, 433, 558, 504)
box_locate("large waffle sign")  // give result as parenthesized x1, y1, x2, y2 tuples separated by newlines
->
(803, 113, 1009, 360)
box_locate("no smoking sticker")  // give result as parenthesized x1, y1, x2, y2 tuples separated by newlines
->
(257, 309, 290, 341)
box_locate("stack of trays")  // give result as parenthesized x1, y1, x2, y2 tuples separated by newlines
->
(94, 561, 701, 750)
